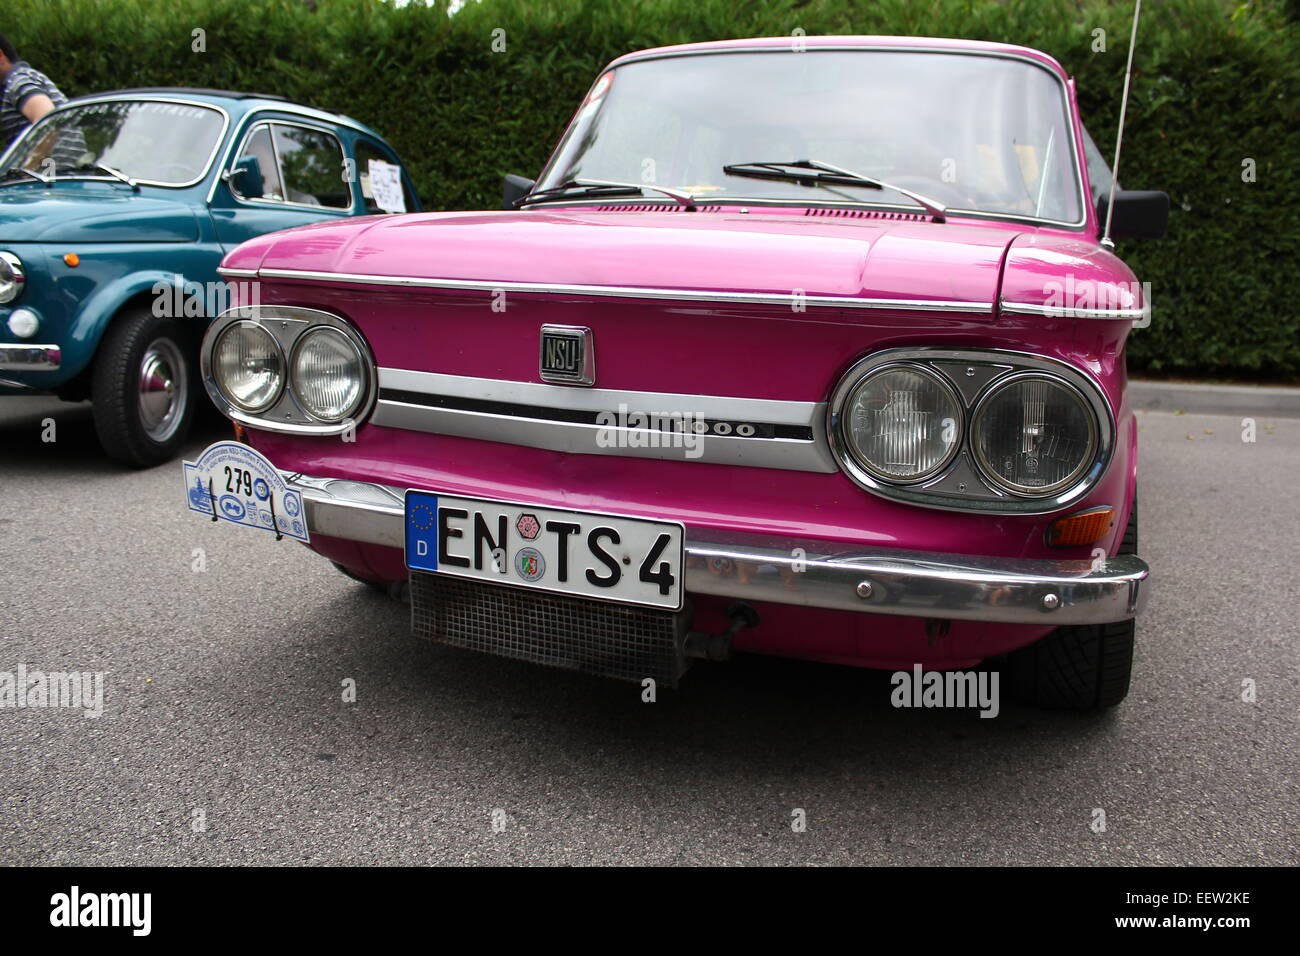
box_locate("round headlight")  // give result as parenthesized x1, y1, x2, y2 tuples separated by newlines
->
(841, 364, 962, 483)
(972, 373, 1098, 495)
(213, 321, 283, 412)
(291, 326, 364, 422)
(0, 251, 25, 304)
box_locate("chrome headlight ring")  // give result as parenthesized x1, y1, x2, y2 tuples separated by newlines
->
(201, 305, 377, 436)
(970, 370, 1100, 497)
(0, 251, 26, 304)
(828, 348, 1114, 515)
(833, 362, 965, 486)
(289, 325, 367, 423)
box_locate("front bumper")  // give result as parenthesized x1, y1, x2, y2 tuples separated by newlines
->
(285, 473, 1149, 627)
(0, 344, 60, 372)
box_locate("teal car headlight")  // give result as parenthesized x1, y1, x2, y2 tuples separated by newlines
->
(0, 251, 25, 304)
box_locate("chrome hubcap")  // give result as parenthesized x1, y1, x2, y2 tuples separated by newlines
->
(137, 338, 187, 442)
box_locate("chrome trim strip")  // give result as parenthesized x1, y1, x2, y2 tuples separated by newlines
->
(1000, 298, 1150, 322)
(283, 472, 1148, 625)
(379, 368, 820, 424)
(0, 344, 61, 371)
(216, 267, 260, 279)
(372, 368, 836, 473)
(254, 268, 993, 313)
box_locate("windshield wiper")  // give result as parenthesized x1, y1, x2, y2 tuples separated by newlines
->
(65, 162, 140, 191)
(722, 159, 946, 222)
(0, 166, 53, 186)
(517, 178, 697, 210)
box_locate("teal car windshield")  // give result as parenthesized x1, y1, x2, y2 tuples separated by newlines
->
(539, 50, 1084, 225)
(1, 99, 225, 187)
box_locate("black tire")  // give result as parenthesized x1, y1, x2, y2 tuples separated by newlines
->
(1005, 619, 1135, 711)
(332, 561, 389, 594)
(91, 309, 196, 467)
(332, 562, 407, 601)
(1119, 494, 1138, 555)
(1005, 498, 1138, 710)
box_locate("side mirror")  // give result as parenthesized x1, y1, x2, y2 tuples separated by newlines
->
(503, 174, 535, 209)
(1098, 190, 1170, 240)
(224, 155, 264, 198)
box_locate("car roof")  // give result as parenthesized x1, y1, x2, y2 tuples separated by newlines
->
(606, 35, 1069, 80)
(65, 88, 391, 142)
(73, 86, 290, 102)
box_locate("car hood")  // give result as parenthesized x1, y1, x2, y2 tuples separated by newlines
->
(0, 183, 200, 242)
(224, 207, 1027, 306)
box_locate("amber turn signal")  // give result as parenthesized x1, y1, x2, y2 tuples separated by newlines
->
(1047, 506, 1115, 547)
(63, 253, 80, 267)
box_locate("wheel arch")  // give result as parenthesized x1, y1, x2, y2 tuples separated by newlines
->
(64, 271, 205, 379)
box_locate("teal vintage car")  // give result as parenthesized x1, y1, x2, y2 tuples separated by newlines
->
(0, 87, 418, 466)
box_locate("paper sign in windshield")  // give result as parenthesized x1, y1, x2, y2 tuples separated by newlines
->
(367, 159, 406, 214)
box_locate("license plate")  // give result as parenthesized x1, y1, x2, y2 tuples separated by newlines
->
(405, 492, 683, 610)
(182, 440, 309, 543)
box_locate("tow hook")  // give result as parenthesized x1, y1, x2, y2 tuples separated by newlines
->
(682, 603, 760, 661)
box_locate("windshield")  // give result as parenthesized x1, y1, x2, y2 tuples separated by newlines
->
(538, 50, 1084, 224)
(1, 99, 225, 186)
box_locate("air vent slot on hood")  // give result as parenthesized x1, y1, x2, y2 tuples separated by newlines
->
(804, 208, 925, 221)
(585, 203, 727, 212)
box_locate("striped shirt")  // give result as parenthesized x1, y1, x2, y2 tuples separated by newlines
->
(1, 62, 68, 148)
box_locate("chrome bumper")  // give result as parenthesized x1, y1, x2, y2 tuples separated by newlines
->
(285, 473, 1149, 627)
(0, 344, 60, 371)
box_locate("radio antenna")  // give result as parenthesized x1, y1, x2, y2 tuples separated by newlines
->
(1101, 0, 1142, 249)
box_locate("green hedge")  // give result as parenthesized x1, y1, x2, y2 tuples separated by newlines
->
(8, 0, 1298, 379)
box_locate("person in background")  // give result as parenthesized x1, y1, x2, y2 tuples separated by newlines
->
(0, 33, 67, 150)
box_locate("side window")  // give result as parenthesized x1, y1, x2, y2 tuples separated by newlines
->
(271, 125, 350, 209)
(229, 125, 284, 201)
(355, 141, 415, 214)
(1081, 124, 1114, 208)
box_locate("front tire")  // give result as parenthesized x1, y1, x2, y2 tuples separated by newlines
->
(332, 562, 408, 601)
(1005, 497, 1139, 711)
(92, 309, 196, 467)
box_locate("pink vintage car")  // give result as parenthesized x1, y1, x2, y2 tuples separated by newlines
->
(188, 36, 1168, 709)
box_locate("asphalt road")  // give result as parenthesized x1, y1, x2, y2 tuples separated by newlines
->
(1, 396, 1296, 866)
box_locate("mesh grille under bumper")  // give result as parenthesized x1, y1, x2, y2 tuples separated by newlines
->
(410, 572, 691, 686)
